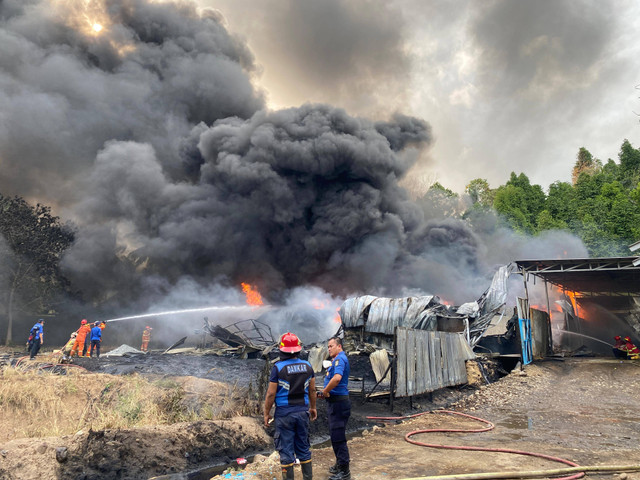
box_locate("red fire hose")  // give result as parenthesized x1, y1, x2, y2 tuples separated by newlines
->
(366, 409, 584, 480)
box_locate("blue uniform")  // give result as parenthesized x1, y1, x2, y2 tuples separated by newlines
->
(29, 322, 44, 359)
(324, 350, 351, 466)
(323, 351, 350, 395)
(90, 326, 102, 357)
(269, 357, 315, 466)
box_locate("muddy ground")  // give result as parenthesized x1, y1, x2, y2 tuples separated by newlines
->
(2, 352, 640, 480)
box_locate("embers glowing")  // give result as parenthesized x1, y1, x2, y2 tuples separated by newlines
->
(241, 282, 264, 306)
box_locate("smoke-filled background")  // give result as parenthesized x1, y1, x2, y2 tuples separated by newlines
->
(0, 0, 597, 345)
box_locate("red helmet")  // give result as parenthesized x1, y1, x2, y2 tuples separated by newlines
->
(624, 336, 632, 342)
(279, 332, 302, 353)
(81, 319, 87, 325)
(146, 326, 152, 330)
(614, 336, 621, 340)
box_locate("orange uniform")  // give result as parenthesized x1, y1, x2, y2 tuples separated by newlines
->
(71, 323, 91, 357)
(141, 326, 152, 352)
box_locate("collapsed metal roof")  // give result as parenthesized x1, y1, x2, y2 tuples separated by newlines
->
(339, 265, 510, 346)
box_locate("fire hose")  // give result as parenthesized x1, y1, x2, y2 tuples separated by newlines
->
(366, 409, 640, 480)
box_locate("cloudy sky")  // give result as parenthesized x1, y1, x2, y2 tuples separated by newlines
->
(200, 0, 640, 194)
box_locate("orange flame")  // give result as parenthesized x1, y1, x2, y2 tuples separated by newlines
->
(311, 298, 342, 324)
(311, 298, 325, 310)
(241, 282, 263, 306)
(566, 290, 582, 319)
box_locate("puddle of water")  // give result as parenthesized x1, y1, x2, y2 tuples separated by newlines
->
(495, 413, 534, 431)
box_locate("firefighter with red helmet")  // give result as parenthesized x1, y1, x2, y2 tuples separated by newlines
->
(613, 335, 627, 358)
(623, 336, 640, 359)
(264, 332, 316, 480)
(141, 326, 152, 353)
(70, 319, 91, 357)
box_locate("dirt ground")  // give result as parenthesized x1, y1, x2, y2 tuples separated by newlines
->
(217, 357, 640, 480)
(2, 353, 640, 480)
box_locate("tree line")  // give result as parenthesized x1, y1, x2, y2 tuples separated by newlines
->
(461, 139, 640, 257)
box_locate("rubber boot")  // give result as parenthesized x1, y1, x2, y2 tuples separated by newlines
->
(328, 464, 350, 480)
(281, 465, 294, 480)
(301, 460, 313, 480)
(329, 463, 339, 474)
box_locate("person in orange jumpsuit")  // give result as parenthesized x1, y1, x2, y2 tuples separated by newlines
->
(70, 319, 91, 357)
(141, 326, 152, 352)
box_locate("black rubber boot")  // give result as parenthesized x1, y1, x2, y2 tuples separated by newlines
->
(281, 465, 294, 480)
(328, 464, 350, 480)
(301, 460, 313, 480)
(329, 463, 339, 474)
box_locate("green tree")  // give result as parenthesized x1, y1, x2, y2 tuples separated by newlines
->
(597, 182, 640, 239)
(465, 178, 494, 206)
(493, 173, 545, 234)
(536, 210, 567, 231)
(571, 147, 600, 184)
(0, 195, 75, 345)
(618, 139, 640, 187)
(417, 182, 461, 219)
(493, 184, 533, 233)
(545, 181, 575, 225)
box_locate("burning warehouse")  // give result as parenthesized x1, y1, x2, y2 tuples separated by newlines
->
(338, 265, 511, 349)
(328, 266, 510, 402)
(515, 256, 640, 357)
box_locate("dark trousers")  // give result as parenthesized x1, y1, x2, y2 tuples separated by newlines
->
(30, 341, 42, 359)
(274, 410, 311, 465)
(90, 340, 101, 357)
(83, 336, 90, 356)
(327, 399, 351, 465)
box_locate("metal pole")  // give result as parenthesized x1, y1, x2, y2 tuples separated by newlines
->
(390, 327, 397, 411)
(544, 280, 553, 355)
(521, 267, 530, 308)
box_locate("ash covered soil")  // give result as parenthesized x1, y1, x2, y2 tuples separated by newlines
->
(2, 354, 640, 480)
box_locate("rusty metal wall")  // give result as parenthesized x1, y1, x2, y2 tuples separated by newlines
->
(395, 327, 470, 397)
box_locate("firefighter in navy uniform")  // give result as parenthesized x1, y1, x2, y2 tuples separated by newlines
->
(264, 332, 317, 480)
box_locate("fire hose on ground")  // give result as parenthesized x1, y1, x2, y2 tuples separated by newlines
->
(366, 409, 640, 480)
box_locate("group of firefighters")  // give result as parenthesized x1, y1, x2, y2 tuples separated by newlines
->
(61, 319, 107, 358)
(28, 319, 154, 359)
(613, 335, 640, 359)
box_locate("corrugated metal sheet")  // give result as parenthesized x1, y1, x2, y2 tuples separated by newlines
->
(340, 295, 438, 335)
(340, 265, 512, 343)
(395, 327, 469, 397)
(339, 295, 377, 328)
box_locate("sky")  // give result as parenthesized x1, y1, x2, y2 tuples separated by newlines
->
(200, 0, 640, 194)
(0, 0, 599, 333)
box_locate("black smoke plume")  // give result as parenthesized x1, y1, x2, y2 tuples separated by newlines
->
(0, 0, 586, 326)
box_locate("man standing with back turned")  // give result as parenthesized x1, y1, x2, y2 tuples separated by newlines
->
(319, 336, 351, 480)
(264, 332, 317, 480)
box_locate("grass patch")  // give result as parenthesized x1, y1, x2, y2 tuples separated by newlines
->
(0, 366, 249, 440)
